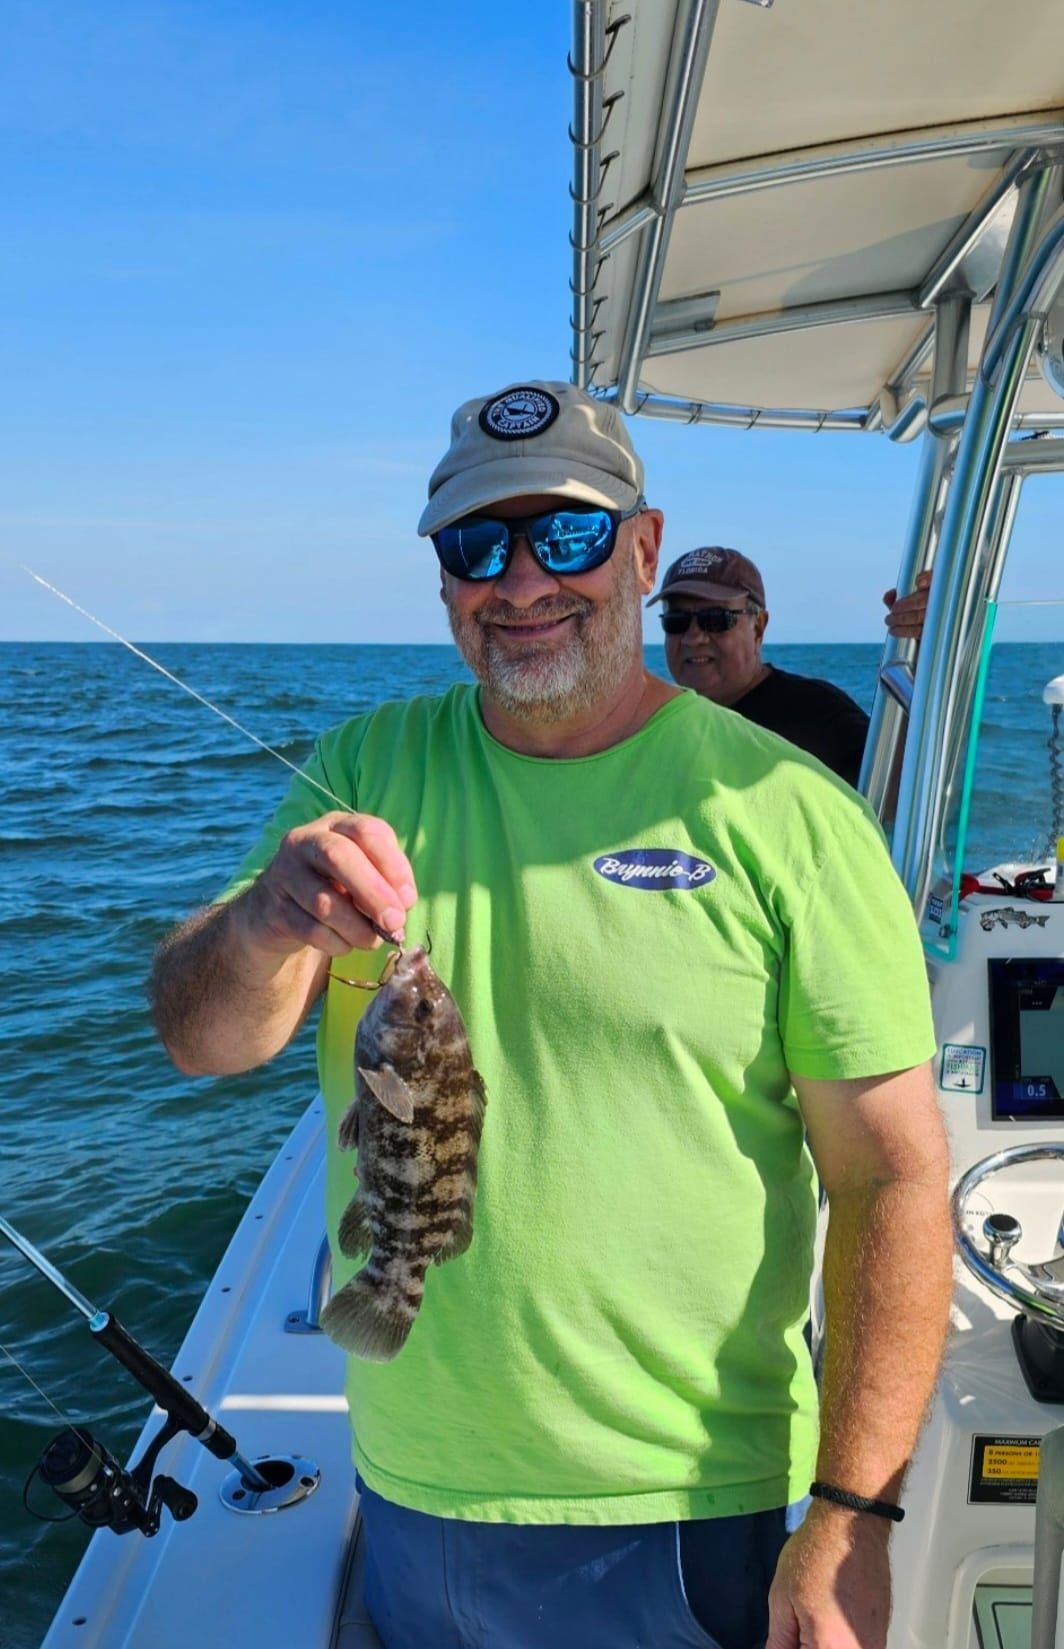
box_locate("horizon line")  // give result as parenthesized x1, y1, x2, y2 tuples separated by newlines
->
(2, 636, 1054, 649)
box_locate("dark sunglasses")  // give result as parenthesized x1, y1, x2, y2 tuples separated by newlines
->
(659, 606, 754, 636)
(432, 499, 646, 583)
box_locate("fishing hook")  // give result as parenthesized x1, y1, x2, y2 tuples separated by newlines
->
(329, 926, 429, 990)
(330, 953, 399, 992)
(329, 921, 405, 991)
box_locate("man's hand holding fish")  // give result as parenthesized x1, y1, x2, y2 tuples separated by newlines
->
(151, 810, 416, 1076)
(236, 810, 417, 955)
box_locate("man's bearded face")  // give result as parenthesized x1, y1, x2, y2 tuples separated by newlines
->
(444, 528, 644, 724)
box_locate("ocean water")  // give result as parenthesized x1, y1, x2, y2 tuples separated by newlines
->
(1, 638, 1061, 1647)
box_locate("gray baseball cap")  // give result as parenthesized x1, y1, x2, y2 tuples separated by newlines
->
(417, 381, 645, 536)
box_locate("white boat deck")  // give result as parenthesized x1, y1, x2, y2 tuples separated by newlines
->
(40, 1098, 363, 1649)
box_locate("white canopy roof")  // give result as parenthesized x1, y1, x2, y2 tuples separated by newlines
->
(570, 0, 1064, 431)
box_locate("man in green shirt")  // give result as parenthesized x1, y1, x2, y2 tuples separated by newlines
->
(152, 381, 951, 1649)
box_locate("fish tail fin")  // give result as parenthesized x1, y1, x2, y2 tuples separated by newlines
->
(320, 1263, 422, 1362)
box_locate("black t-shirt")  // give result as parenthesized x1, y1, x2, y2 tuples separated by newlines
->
(732, 666, 869, 788)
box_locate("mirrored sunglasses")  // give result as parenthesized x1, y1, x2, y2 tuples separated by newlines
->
(432, 500, 645, 583)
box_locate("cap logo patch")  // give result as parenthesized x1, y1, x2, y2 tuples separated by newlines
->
(479, 387, 560, 442)
(676, 549, 725, 576)
(593, 848, 716, 892)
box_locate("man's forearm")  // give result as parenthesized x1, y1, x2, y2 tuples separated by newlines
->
(150, 895, 325, 1076)
(816, 1173, 952, 1500)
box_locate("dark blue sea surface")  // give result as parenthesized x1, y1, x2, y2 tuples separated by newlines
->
(1, 639, 1061, 1646)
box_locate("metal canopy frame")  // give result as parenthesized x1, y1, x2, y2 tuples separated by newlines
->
(881, 162, 1064, 915)
(568, 2, 1064, 917)
(569, 1, 1064, 436)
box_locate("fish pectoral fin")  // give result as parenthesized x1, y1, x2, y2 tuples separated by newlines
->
(434, 1209, 474, 1265)
(358, 1064, 415, 1124)
(337, 1096, 361, 1153)
(470, 1070, 487, 1133)
(337, 1193, 372, 1258)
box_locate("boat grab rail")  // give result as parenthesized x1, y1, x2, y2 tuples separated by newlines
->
(285, 1232, 333, 1335)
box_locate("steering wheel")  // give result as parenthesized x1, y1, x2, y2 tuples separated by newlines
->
(951, 1143, 1064, 1329)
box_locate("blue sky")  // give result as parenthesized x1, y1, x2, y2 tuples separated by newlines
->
(2, 0, 1061, 644)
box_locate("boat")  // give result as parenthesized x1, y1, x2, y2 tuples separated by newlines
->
(25, 2, 1064, 1644)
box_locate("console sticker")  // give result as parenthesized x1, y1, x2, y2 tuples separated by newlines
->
(979, 906, 1050, 932)
(968, 1435, 1040, 1505)
(940, 1043, 986, 1095)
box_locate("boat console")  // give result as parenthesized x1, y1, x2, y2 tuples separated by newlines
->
(890, 883, 1064, 1647)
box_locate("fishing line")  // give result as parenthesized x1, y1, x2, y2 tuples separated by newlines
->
(21, 567, 355, 816)
(0, 1337, 145, 1525)
(0, 1332, 108, 1477)
(22, 566, 404, 949)
(0, 1336, 85, 1435)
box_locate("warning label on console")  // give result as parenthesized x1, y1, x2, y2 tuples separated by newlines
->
(968, 1435, 1041, 1505)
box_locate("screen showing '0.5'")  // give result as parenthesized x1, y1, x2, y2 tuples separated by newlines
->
(989, 959, 1064, 1119)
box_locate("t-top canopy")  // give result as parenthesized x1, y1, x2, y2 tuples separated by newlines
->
(570, 0, 1064, 434)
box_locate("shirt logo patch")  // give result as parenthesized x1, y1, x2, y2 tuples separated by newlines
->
(478, 387, 560, 442)
(593, 848, 716, 891)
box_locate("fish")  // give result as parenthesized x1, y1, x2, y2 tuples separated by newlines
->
(320, 944, 487, 1362)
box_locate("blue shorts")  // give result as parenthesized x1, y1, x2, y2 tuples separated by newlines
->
(357, 1478, 807, 1649)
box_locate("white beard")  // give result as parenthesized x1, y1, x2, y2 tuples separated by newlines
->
(446, 551, 644, 725)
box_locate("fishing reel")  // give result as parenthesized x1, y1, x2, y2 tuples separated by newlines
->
(27, 1418, 197, 1537)
(2, 1213, 276, 1541)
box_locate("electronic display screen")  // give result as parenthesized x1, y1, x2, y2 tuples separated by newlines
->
(989, 959, 1064, 1120)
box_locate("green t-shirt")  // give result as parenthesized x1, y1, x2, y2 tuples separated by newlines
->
(222, 684, 935, 1525)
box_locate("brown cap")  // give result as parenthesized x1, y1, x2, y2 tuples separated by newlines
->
(647, 546, 765, 607)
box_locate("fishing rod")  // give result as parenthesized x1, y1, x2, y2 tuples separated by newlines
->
(0, 1214, 271, 1537)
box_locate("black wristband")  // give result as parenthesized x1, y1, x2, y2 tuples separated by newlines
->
(809, 1481, 905, 1523)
